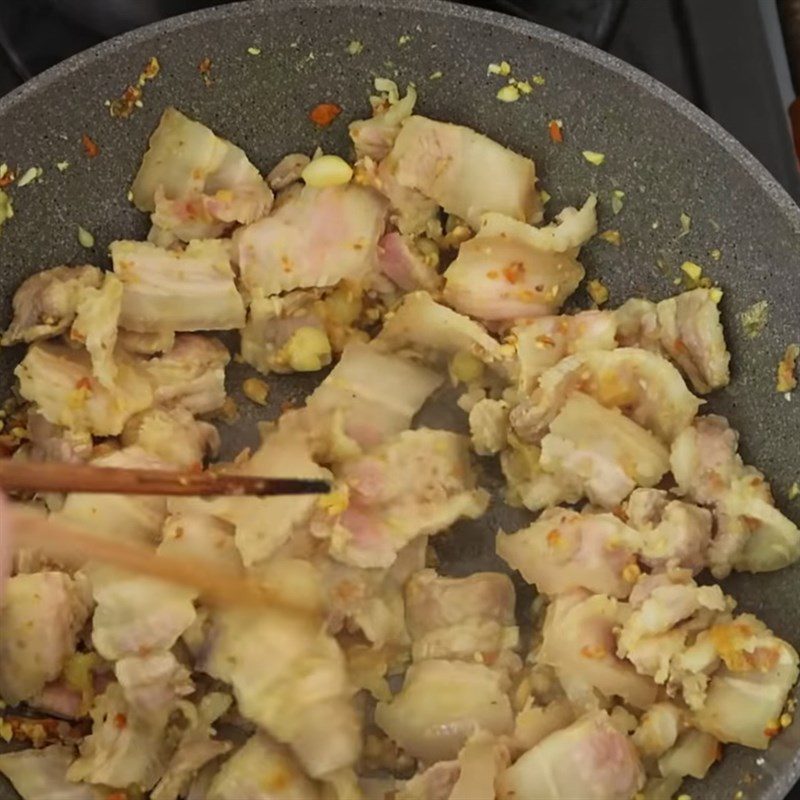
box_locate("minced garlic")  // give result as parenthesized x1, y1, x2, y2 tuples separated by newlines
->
(282, 326, 332, 372)
(680, 261, 703, 283)
(0, 189, 13, 233)
(587, 278, 610, 306)
(496, 85, 520, 103)
(599, 230, 621, 246)
(247, 46, 262, 56)
(346, 40, 363, 55)
(709, 247, 722, 261)
(488, 60, 512, 76)
(301, 155, 353, 188)
(516, 80, 533, 94)
(582, 150, 605, 166)
(429, 70, 443, 80)
(77, 226, 95, 248)
(540, 189, 551, 205)
(789, 482, 799, 501)
(16, 166, 42, 187)
(679, 211, 691, 237)
(611, 189, 625, 215)
(776, 343, 799, 393)
(56, 161, 70, 172)
(450, 351, 484, 384)
(242, 377, 270, 405)
(531, 74, 546, 85)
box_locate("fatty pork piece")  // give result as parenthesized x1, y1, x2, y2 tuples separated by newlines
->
(24, 407, 93, 463)
(386, 115, 540, 229)
(500, 436, 577, 512)
(405, 569, 519, 664)
(150, 692, 233, 800)
(624, 488, 713, 574)
(15, 341, 152, 436)
(377, 231, 442, 293)
(616, 572, 731, 687)
(0, 571, 92, 704)
(615, 288, 730, 394)
(442, 210, 590, 323)
(314, 429, 489, 568)
(170, 427, 330, 566)
(377, 291, 505, 369)
(131, 107, 273, 240)
(497, 711, 645, 800)
(350, 83, 417, 161)
(496, 507, 642, 599)
(67, 682, 173, 791)
(237, 183, 388, 295)
(201, 607, 359, 779)
(111, 240, 245, 333)
(538, 392, 670, 510)
(289, 341, 442, 459)
(57, 447, 169, 545)
(241, 288, 332, 375)
(514, 309, 617, 393)
(670, 415, 800, 576)
(375, 659, 514, 762)
(205, 734, 320, 800)
(538, 590, 658, 711)
(70, 273, 123, 388)
(510, 347, 701, 446)
(266, 152, 310, 191)
(143, 334, 230, 415)
(0, 745, 99, 800)
(1, 264, 102, 345)
(122, 407, 220, 469)
(89, 563, 196, 661)
(115, 652, 193, 724)
(117, 328, 176, 356)
(693, 614, 799, 748)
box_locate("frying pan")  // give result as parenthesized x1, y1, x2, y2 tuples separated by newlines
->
(0, 1, 798, 798)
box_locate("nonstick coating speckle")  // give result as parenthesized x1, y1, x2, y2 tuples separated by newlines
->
(0, 1, 798, 798)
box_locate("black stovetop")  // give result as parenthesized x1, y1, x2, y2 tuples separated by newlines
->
(2, 0, 800, 199)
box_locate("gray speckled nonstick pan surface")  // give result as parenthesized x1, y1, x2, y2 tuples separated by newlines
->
(0, 0, 799, 797)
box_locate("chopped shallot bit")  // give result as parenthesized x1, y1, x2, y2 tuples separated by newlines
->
(309, 102, 343, 127)
(247, 46, 262, 56)
(739, 299, 769, 338)
(497, 85, 520, 102)
(242, 377, 270, 405)
(582, 150, 605, 165)
(198, 57, 214, 86)
(346, 40, 364, 55)
(77, 226, 95, 249)
(587, 278, 610, 305)
(598, 229, 621, 246)
(680, 260, 703, 285)
(16, 166, 42, 187)
(679, 211, 691, 237)
(611, 188, 625, 214)
(81, 133, 100, 158)
(549, 119, 564, 142)
(776, 343, 799, 393)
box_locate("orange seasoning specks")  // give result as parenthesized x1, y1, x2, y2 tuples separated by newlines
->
(75, 377, 93, 391)
(108, 56, 161, 118)
(502, 261, 525, 284)
(309, 102, 343, 127)
(198, 57, 214, 87)
(113, 713, 127, 730)
(81, 133, 100, 158)
(549, 119, 564, 143)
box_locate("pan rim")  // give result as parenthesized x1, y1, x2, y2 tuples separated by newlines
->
(1, 0, 799, 235)
(0, 1, 798, 797)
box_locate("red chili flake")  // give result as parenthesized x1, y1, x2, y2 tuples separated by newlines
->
(107, 792, 127, 800)
(548, 119, 564, 143)
(198, 57, 214, 87)
(81, 133, 100, 158)
(109, 85, 142, 119)
(113, 713, 127, 730)
(309, 102, 343, 127)
(75, 377, 93, 391)
(0, 170, 15, 188)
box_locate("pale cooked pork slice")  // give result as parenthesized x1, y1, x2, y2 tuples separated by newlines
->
(112, 240, 245, 333)
(15, 341, 152, 436)
(237, 183, 388, 295)
(131, 107, 272, 240)
(1, 265, 102, 345)
(386, 115, 540, 229)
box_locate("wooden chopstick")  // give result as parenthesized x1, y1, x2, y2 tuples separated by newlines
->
(0, 459, 330, 497)
(9, 506, 319, 616)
